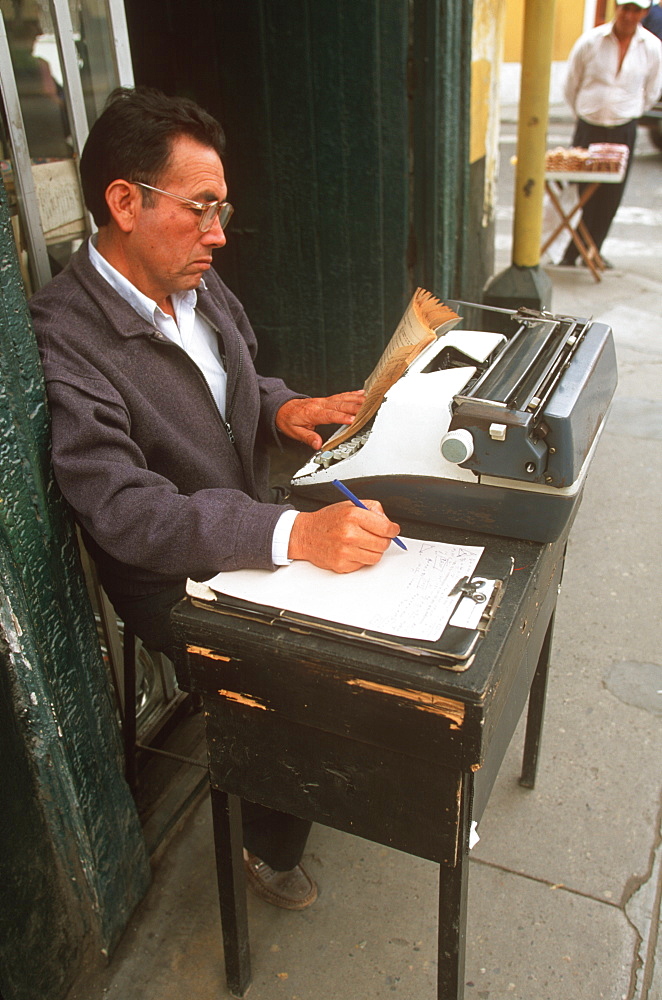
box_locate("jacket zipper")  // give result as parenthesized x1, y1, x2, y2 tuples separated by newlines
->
(222, 339, 242, 445)
(150, 329, 239, 450)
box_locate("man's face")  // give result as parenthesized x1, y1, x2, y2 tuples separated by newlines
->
(614, 3, 648, 37)
(127, 134, 228, 306)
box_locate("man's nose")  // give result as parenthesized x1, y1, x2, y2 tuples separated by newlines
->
(202, 215, 227, 247)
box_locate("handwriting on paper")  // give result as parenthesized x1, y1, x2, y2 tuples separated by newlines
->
(203, 537, 483, 642)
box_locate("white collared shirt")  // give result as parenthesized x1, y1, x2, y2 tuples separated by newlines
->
(87, 238, 295, 564)
(88, 236, 228, 416)
(564, 22, 662, 125)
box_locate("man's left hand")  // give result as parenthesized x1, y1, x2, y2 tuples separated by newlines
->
(276, 391, 365, 450)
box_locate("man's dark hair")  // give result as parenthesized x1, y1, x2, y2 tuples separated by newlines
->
(80, 87, 226, 226)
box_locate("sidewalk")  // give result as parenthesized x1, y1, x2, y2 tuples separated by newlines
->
(66, 247, 662, 1000)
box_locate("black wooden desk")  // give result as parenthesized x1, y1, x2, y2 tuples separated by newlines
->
(171, 522, 566, 999)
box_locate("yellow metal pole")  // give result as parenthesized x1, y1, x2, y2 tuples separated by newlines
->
(512, 0, 557, 267)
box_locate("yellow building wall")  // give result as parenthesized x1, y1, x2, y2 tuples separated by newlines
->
(471, 0, 506, 165)
(470, 0, 507, 224)
(504, 0, 587, 62)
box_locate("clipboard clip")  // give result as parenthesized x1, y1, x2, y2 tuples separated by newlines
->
(449, 576, 487, 604)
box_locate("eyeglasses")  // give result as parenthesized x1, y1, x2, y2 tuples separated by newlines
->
(134, 181, 234, 233)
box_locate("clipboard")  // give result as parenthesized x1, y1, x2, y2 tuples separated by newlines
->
(187, 551, 513, 673)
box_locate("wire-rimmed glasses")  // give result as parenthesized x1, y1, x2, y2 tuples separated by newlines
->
(134, 181, 234, 233)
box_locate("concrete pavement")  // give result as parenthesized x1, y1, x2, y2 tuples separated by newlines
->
(65, 136, 662, 1000)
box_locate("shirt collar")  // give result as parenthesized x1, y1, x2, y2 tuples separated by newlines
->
(593, 21, 615, 39)
(87, 235, 205, 327)
(603, 20, 647, 43)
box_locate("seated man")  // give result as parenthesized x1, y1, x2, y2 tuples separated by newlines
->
(30, 86, 400, 911)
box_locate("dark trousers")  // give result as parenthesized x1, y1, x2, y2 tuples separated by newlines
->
(560, 118, 637, 264)
(113, 583, 312, 871)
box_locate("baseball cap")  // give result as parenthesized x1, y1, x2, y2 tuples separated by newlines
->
(616, 0, 652, 8)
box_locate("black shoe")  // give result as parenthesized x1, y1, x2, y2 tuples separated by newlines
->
(244, 852, 318, 910)
(556, 258, 577, 267)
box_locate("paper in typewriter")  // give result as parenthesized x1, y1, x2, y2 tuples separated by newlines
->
(321, 288, 460, 451)
(202, 537, 483, 642)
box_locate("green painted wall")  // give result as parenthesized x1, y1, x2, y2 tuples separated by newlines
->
(0, 184, 150, 1000)
(212, 2, 409, 395)
(125, 0, 476, 396)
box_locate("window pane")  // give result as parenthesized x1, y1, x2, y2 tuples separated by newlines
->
(68, 0, 120, 127)
(6, 3, 72, 161)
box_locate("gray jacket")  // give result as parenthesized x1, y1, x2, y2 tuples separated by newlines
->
(29, 244, 303, 601)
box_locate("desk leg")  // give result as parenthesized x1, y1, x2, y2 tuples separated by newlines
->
(209, 788, 252, 998)
(519, 612, 555, 789)
(437, 771, 472, 1000)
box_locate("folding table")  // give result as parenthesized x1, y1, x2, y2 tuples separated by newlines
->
(542, 165, 626, 281)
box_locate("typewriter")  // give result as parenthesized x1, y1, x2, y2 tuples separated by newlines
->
(291, 303, 617, 543)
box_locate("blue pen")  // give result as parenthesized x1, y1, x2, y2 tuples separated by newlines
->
(331, 479, 407, 551)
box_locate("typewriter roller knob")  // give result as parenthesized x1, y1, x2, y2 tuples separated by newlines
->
(440, 429, 475, 464)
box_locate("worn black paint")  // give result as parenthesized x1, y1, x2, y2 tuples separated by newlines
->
(173, 522, 565, 802)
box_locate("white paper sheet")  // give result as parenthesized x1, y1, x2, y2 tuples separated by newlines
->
(202, 537, 483, 642)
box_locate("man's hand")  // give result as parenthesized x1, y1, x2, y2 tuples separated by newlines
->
(276, 391, 365, 450)
(288, 500, 401, 573)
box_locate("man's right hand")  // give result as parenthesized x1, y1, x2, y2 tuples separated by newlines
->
(287, 500, 401, 573)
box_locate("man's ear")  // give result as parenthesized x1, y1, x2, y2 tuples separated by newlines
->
(105, 180, 141, 233)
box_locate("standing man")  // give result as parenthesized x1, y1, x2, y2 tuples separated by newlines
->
(29, 87, 401, 910)
(559, 1, 662, 268)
